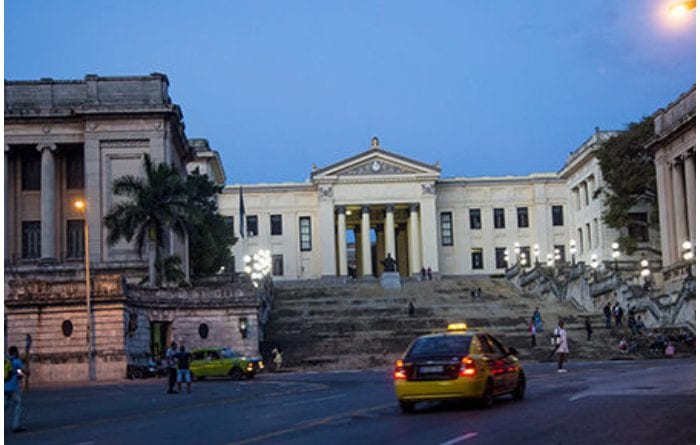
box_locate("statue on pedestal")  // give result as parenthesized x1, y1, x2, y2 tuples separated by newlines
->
(382, 253, 397, 273)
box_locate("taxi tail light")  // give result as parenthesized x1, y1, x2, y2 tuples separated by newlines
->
(394, 360, 407, 380)
(459, 356, 476, 377)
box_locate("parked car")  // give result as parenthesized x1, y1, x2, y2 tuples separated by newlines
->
(190, 347, 263, 380)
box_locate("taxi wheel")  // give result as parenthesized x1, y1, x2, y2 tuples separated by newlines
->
(399, 401, 415, 414)
(229, 367, 243, 381)
(512, 373, 526, 401)
(480, 380, 494, 408)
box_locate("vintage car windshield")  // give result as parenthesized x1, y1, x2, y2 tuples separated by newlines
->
(219, 348, 239, 359)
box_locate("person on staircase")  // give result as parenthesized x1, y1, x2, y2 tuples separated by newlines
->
(531, 307, 543, 332)
(603, 302, 612, 328)
(551, 320, 569, 373)
(584, 317, 593, 341)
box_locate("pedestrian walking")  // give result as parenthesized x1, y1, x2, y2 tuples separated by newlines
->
(408, 301, 416, 318)
(603, 302, 612, 328)
(165, 341, 178, 394)
(176, 345, 192, 394)
(420, 267, 426, 280)
(531, 306, 543, 332)
(549, 320, 569, 373)
(272, 348, 284, 371)
(529, 322, 537, 346)
(584, 317, 593, 341)
(5, 345, 29, 433)
(427, 267, 433, 280)
(613, 303, 623, 327)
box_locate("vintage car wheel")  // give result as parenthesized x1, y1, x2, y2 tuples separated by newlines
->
(229, 367, 243, 381)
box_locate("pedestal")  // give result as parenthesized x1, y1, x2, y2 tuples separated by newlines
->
(380, 272, 402, 289)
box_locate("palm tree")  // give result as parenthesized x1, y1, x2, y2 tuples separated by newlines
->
(104, 155, 189, 287)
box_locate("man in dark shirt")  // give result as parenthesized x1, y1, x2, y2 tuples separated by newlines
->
(176, 345, 192, 394)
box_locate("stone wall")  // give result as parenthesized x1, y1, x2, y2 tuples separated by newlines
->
(5, 270, 259, 383)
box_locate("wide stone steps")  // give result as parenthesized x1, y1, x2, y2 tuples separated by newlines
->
(264, 277, 626, 369)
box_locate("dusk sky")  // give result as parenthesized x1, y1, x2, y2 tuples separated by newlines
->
(5, 1, 696, 185)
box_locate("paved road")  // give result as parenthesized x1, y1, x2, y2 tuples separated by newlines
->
(5, 359, 695, 445)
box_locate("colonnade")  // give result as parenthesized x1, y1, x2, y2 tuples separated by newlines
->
(658, 150, 695, 265)
(334, 204, 424, 277)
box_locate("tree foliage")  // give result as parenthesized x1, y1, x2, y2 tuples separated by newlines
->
(105, 158, 235, 286)
(185, 168, 236, 278)
(593, 116, 657, 253)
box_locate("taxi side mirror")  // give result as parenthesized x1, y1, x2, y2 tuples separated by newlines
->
(508, 347, 519, 357)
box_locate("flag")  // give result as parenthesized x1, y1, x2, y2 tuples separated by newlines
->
(239, 185, 245, 239)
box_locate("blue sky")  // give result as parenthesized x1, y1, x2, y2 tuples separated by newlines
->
(5, 1, 696, 184)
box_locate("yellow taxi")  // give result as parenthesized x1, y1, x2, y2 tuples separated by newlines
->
(394, 323, 525, 413)
(190, 347, 263, 380)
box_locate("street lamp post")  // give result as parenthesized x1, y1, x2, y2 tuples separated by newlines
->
(640, 256, 651, 288)
(74, 199, 95, 381)
(611, 242, 620, 272)
(681, 241, 694, 277)
(533, 244, 540, 266)
(569, 239, 577, 266)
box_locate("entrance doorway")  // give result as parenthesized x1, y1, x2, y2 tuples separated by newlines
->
(150, 321, 171, 359)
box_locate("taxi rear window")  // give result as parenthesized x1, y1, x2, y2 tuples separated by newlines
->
(407, 335, 473, 358)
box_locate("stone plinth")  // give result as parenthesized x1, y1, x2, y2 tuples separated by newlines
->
(380, 272, 402, 289)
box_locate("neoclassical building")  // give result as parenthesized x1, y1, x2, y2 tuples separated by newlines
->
(649, 84, 696, 283)
(221, 137, 573, 280)
(4, 75, 258, 383)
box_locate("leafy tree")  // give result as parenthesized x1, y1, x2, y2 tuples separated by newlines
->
(104, 155, 189, 287)
(594, 116, 658, 254)
(185, 169, 236, 278)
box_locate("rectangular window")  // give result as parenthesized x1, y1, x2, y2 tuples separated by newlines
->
(583, 182, 590, 206)
(552, 205, 564, 226)
(469, 209, 481, 230)
(593, 218, 599, 248)
(574, 188, 581, 211)
(272, 254, 284, 276)
(520, 246, 531, 267)
(224, 216, 234, 236)
(493, 208, 505, 229)
(66, 151, 84, 189)
(21, 154, 41, 190)
(586, 223, 592, 251)
(21, 221, 41, 259)
(628, 212, 649, 242)
(578, 228, 584, 255)
(495, 247, 508, 269)
(471, 248, 483, 270)
(440, 212, 453, 246)
(299, 217, 312, 251)
(246, 215, 258, 237)
(270, 214, 283, 236)
(66, 220, 85, 259)
(517, 207, 529, 228)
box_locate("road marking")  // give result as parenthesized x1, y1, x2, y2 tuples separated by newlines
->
(227, 402, 395, 445)
(439, 432, 479, 445)
(282, 393, 346, 407)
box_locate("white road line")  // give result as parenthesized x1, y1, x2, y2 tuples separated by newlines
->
(282, 393, 346, 407)
(439, 432, 479, 445)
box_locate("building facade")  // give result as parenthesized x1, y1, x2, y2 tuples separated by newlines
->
(650, 84, 696, 283)
(4, 75, 258, 383)
(559, 129, 660, 269)
(221, 137, 572, 280)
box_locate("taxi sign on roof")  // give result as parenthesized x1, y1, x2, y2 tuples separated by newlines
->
(447, 322, 468, 331)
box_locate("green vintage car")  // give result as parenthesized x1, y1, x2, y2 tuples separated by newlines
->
(190, 347, 261, 380)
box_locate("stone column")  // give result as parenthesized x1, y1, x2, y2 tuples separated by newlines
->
(336, 207, 348, 276)
(672, 159, 688, 256)
(361, 206, 372, 277)
(683, 153, 695, 244)
(38, 143, 57, 262)
(409, 204, 421, 275)
(5, 145, 9, 260)
(384, 205, 396, 260)
(318, 188, 337, 278)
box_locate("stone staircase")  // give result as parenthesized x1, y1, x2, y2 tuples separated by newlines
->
(264, 277, 653, 370)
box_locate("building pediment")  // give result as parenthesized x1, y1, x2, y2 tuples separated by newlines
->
(311, 137, 441, 181)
